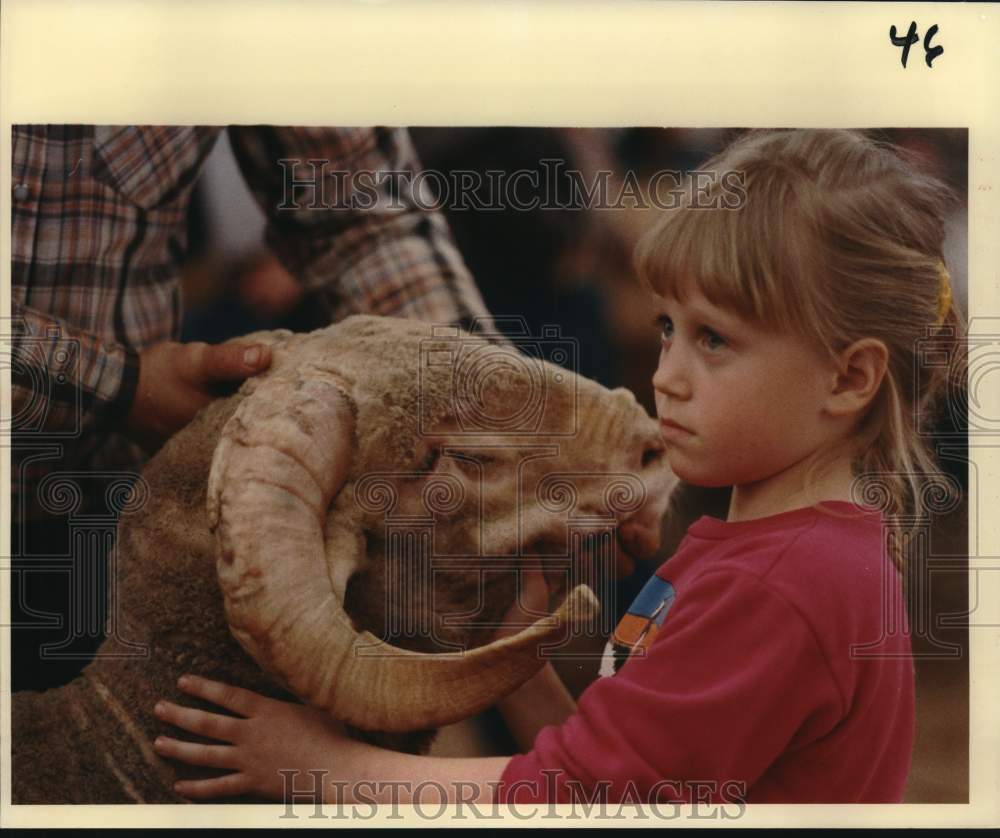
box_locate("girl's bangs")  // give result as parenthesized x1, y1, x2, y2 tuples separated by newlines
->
(636, 199, 801, 331)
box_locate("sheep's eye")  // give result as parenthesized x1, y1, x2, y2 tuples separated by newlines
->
(448, 451, 498, 476)
(421, 447, 441, 471)
(641, 445, 664, 467)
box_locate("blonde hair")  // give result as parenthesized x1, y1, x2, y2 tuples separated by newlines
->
(635, 129, 965, 560)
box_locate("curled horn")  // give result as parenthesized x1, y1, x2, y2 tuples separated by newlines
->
(208, 364, 598, 731)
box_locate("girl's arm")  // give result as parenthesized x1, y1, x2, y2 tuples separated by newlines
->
(491, 568, 579, 752)
(495, 663, 577, 753)
(153, 674, 512, 803)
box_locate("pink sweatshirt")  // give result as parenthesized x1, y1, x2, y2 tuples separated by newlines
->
(499, 502, 915, 804)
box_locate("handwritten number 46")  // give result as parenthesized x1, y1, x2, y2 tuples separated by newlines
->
(890, 22, 943, 68)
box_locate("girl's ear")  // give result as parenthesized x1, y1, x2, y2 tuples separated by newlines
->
(825, 338, 889, 417)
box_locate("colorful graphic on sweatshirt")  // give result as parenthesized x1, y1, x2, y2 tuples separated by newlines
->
(599, 575, 676, 676)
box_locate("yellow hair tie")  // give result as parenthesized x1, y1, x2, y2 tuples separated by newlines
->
(937, 261, 952, 325)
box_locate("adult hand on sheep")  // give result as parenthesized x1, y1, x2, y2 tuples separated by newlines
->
(153, 674, 371, 802)
(124, 339, 272, 454)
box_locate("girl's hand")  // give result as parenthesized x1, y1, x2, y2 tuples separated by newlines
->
(153, 674, 368, 801)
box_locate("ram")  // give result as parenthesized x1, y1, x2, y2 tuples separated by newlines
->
(12, 315, 675, 803)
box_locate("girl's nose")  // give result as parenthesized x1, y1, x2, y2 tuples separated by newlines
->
(651, 346, 692, 400)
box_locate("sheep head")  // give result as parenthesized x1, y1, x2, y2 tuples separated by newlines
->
(206, 315, 674, 734)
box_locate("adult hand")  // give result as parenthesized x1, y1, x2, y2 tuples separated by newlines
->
(124, 339, 271, 453)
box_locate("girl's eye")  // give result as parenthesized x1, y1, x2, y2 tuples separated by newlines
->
(653, 314, 673, 340)
(702, 329, 727, 350)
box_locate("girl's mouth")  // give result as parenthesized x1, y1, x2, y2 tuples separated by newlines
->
(660, 418, 693, 438)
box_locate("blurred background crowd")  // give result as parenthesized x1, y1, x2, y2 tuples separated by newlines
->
(184, 128, 968, 398)
(179, 127, 969, 802)
(180, 127, 969, 413)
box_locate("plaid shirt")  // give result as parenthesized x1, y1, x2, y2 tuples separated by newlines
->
(9, 125, 498, 525)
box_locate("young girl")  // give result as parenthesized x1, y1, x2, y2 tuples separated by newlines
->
(151, 128, 962, 805)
